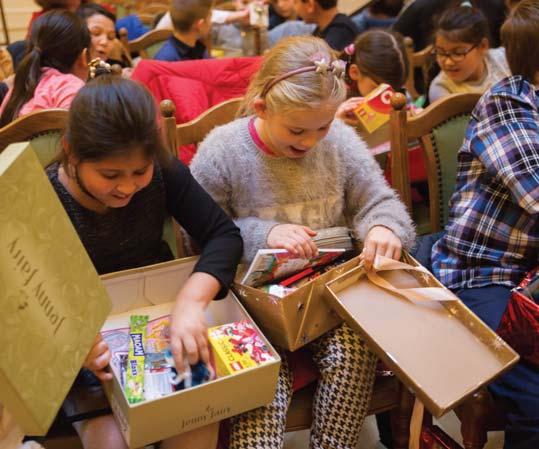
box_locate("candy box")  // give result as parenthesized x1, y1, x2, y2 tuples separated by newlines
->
(100, 257, 281, 448)
(208, 321, 275, 377)
(354, 83, 394, 134)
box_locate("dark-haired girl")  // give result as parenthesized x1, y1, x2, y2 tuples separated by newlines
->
(49, 76, 242, 449)
(336, 29, 410, 151)
(77, 3, 130, 70)
(429, 3, 510, 102)
(0, 10, 89, 127)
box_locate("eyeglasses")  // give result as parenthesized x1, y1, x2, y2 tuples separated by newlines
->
(432, 45, 477, 63)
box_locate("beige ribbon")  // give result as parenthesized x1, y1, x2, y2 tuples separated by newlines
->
(363, 255, 454, 449)
(365, 255, 458, 303)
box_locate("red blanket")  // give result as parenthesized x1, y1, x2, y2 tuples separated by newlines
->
(132, 57, 262, 164)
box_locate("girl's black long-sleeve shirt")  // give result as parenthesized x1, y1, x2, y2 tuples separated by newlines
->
(47, 158, 243, 298)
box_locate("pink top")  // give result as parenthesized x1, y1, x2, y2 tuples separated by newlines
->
(248, 117, 275, 157)
(0, 67, 85, 119)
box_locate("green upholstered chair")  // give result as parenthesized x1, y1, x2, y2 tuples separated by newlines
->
(389, 92, 482, 235)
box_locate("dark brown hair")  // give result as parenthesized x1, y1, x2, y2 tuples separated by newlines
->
(0, 10, 90, 127)
(370, 0, 404, 17)
(501, 0, 539, 82)
(77, 3, 116, 24)
(170, 0, 213, 32)
(435, 5, 490, 46)
(63, 76, 169, 168)
(350, 29, 409, 92)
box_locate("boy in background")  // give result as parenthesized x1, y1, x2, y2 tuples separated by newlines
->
(154, 0, 213, 62)
(293, 0, 357, 51)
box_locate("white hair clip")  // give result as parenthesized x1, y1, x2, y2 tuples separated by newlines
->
(314, 58, 345, 78)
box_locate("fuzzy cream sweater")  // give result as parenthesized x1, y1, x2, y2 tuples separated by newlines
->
(191, 117, 415, 261)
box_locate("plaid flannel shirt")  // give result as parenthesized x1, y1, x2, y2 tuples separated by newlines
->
(432, 75, 539, 290)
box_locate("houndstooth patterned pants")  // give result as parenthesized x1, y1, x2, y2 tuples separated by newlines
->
(229, 323, 377, 449)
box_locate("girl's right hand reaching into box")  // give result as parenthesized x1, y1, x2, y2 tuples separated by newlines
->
(83, 334, 112, 382)
(267, 224, 318, 259)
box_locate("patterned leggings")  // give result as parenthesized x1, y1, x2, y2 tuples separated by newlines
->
(229, 323, 377, 449)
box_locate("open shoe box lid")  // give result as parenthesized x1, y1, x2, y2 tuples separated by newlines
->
(324, 253, 519, 417)
(0, 143, 112, 435)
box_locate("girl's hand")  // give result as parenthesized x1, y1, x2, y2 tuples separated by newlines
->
(267, 224, 318, 259)
(361, 225, 402, 270)
(82, 334, 112, 382)
(335, 97, 364, 126)
(169, 272, 219, 372)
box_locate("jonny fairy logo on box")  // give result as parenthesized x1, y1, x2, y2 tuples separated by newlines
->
(7, 237, 67, 336)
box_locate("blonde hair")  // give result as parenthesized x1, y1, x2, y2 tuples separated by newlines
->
(239, 36, 347, 116)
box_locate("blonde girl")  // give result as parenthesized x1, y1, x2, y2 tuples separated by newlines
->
(191, 35, 415, 449)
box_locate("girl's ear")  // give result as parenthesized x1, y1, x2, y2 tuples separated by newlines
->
(349, 63, 360, 81)
(72, 48, 89, 80)
(253, 98, 268, 119)
(478, 37, 489, 52)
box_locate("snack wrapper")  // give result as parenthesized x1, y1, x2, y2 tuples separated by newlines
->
(126, 315, 148, 404)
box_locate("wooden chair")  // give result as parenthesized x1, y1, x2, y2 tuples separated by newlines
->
(0, 109, 68, 164)
(389, 92, 481, 234)
(404, 37, 433, 101)
(160, 97, 243, 156)
(120, 27, 173, 59)
(389, 92, 507, 448)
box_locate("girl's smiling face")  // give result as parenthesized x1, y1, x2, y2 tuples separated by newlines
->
(74, 148, 154, 209)
(255, 102, 338, 158)
(434, 34, 489, 84)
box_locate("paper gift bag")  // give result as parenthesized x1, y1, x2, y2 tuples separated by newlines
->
(325, 254, 519, 417)
(234, 256, 361, 351)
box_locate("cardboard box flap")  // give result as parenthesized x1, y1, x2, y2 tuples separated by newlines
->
(102, 257, 198, 313)
(325, 256, 519, 417)
(0, 143, 112, 435)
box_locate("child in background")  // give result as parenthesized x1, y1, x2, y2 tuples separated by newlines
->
(154, 0, 212, 62)
(351, 0, 404, 34)
(269, 0, 296, 29)
(336, 29, 409, 150)
(48, 75, 242, 449)
(294, 0, 358, 51)
(432, 1, 539, 447)
(429, 3, 510, 103)
(77, 3, 129, 68)
(191, 35, 414, 449)
(0, 11, 89, 127)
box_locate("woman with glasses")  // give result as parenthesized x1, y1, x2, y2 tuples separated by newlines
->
(428, 3, 510, 103)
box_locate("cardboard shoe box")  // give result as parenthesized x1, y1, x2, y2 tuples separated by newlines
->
(234, 256, 361, 351)
(0, 143, 112, 436)
(324, 253, 519, 417)
(100, 258, 281, 449)
(0, 143, 280, 447)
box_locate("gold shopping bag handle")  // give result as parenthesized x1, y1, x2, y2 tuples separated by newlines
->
(365, 255, 458, 303)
